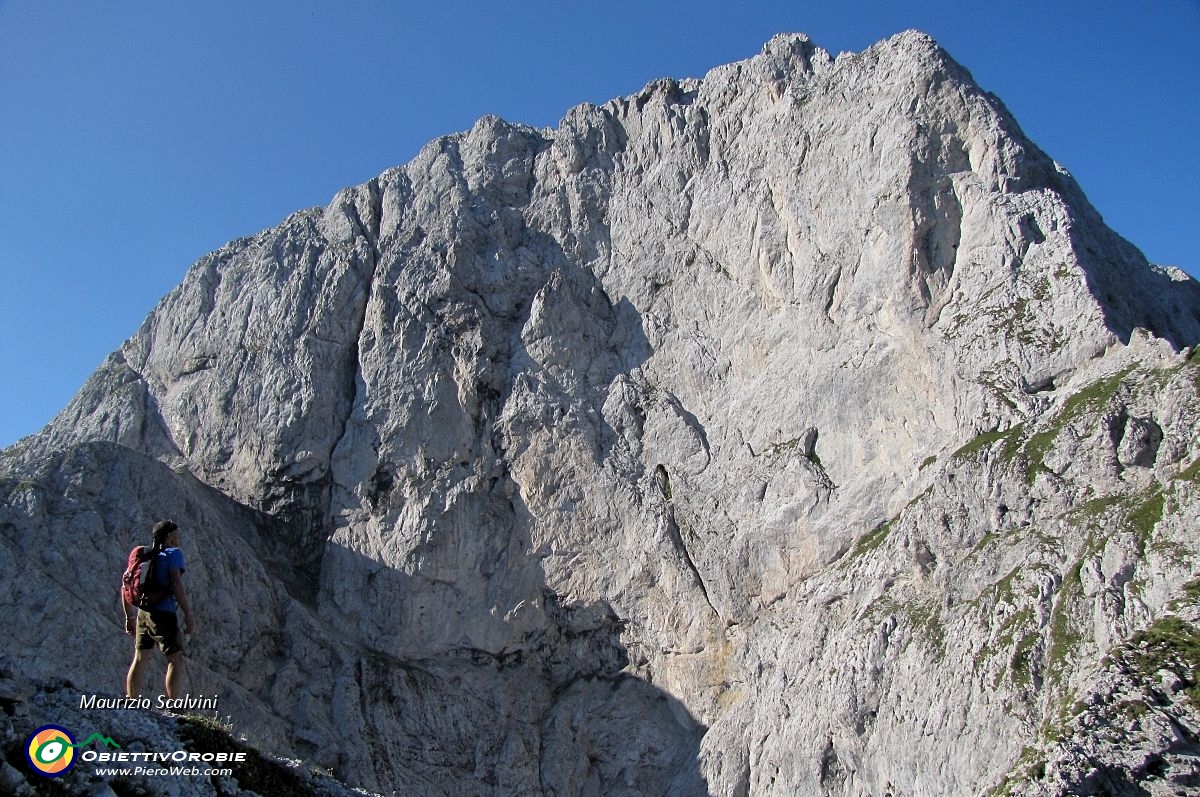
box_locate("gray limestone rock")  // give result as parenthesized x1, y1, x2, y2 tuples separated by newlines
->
(3, 30, 1200, 796)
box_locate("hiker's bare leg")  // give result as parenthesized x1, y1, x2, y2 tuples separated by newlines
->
(165, 652, 184, 699)
(126, 648, 149, 697)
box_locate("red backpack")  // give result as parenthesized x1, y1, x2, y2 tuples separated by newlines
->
(121, 546, 171, 610)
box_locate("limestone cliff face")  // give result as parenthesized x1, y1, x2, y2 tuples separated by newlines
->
(4, 31, 1200, 796)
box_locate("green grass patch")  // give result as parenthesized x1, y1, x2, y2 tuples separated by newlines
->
(1168, 578, 1200, 613)
(1019, 367, 1136, 485)
(849, 519, 894, 559)
(866, 595, 947, 659)
(1064, 493, 1124, 527)
(970, 568, 1035, 674)
(1182, 578, 1200, 605)
(1126, 615, 1200, 702)
(1046, 558, 1086, 680)
(1058, 366, 1135, 422)
(988, 745, 1047, 796)
(1065, 485, 1168, 558)
(906, 602, 947, 659)
(969, 530, 999, 558)
(1178, 457, 1200, 483)
(1021, 429, 1058, 486)
(177, 714, 313, 796)
(1010, 632, 1041, 687)
(982, 606, 1036, 683)
(1126, 487, 1166, 555)
(953, 426, 1023, 462)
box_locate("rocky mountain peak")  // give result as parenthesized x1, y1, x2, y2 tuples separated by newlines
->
(3, 31, 1200, 796)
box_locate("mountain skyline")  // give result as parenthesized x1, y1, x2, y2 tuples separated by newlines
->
(1, 1, 1198, 449)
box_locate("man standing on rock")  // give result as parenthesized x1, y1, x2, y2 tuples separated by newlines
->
(125, 520, 196, 699)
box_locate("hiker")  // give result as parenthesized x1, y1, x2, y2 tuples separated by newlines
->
(124, 520, 196, 699)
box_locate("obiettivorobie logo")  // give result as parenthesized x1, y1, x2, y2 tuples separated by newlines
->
(26, 721, 248, 780)
(25, 726, 120, 778)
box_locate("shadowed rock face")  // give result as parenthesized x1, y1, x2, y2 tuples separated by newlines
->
(3, 31, 1200, 796)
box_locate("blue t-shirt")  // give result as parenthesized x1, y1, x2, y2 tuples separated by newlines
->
(147, 547, 185, 612)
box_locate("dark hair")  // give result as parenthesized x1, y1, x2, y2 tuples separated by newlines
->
(150, 520, 178, 555)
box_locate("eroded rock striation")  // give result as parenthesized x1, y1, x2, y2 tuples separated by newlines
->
(3, 31, 1200, 796)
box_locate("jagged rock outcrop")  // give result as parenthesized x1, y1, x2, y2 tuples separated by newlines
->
(3, 31, 1200, 796)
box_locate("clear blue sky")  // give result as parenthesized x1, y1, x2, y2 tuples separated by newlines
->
(2, 0, 1198, 448)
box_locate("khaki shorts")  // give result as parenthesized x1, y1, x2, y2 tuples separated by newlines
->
(135, 609, 184, 656)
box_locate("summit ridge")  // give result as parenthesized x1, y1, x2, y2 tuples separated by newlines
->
(3, 31, 1200, 796)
